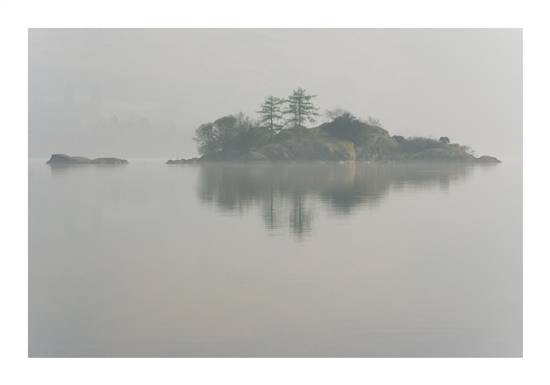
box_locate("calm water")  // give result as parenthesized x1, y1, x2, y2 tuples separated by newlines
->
(29, 160, 522, 357)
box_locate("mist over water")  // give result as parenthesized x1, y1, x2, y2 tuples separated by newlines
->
(29, 161, 521, 356)
(29, 29, 522, 160)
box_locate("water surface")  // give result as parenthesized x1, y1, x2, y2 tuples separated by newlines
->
(29, 161, 522, 356)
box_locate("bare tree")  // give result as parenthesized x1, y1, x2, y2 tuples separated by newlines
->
(366, 116, 383, 127)
(324, 108, 350, 121)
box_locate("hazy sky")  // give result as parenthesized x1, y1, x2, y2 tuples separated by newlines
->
(29, 29, 522, 160)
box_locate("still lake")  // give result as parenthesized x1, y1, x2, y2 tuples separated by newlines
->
(29, 160, 522, 357)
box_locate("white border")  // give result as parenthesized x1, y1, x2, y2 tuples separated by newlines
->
(2, 1, 548, 384)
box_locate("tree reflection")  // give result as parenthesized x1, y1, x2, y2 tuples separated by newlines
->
(197, 162, 485, 238)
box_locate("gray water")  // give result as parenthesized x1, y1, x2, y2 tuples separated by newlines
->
(29, 161, 522, 357)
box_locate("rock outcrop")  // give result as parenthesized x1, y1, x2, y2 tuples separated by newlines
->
(476, 155, 501, 163)
(46, 154, 128, 165)
(255, 129, 357, 161)
(166, 157, 201, 164)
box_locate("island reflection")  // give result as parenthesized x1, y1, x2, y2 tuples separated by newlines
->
(197, 162, 483, 238)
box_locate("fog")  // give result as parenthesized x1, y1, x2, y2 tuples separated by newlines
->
(29, 29, 522, 160)
(29, 29, 523, 356)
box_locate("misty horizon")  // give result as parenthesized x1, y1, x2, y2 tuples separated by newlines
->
(29, 29, 522, 161)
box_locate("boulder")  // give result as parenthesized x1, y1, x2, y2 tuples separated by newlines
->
(91, 157, 128, 165)
(46, 154, 92, 164)
(166, 157, 201, 164)
(476, 155, 501, 163)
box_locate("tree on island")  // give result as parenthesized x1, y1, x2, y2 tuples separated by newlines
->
(366, 116, 383, 127)
(194, 113, 269, 155)
(178, 89, 500, 163)
(284, 88, 319, 129)
(325, 108, 351, 121)
(257, 96, 285, 134)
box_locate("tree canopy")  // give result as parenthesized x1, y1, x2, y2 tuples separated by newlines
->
(284, 88, 319, 129)
(194, 113, 269, 155)
(257, 96, 285, 134)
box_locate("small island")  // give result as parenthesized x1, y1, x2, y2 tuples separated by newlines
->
(168, 88, 500, 164)
(46, 154, 128, 165)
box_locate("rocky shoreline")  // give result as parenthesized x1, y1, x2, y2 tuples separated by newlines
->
(166, 156, 501, 164)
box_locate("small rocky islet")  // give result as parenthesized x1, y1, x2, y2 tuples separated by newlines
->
(46, 154, 128, 165)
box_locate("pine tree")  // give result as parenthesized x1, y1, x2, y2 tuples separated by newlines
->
(284, 88, 319, 129)
(257, 96, 285, 134)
